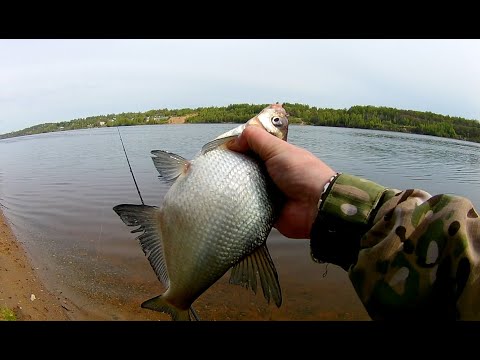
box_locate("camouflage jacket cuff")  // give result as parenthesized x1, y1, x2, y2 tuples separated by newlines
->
(310, 173, 387, 270)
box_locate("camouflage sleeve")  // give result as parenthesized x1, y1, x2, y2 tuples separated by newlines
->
(310, 173, 480, 320)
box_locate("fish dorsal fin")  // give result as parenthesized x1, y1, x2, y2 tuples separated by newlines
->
(201, 135, 238, 155)
(229, 245, 282, 307)
(113, 204, 170, 288)
(151, 150, 190, 182)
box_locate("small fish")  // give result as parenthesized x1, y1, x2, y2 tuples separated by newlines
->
(113, 103, 288, 320)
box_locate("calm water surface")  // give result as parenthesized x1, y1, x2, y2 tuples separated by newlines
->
(0, 125, 479, 320)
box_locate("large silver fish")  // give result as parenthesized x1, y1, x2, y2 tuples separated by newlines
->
(113, 103, 288, 320)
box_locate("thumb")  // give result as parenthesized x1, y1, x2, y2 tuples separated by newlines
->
(228, 125, 288, 162)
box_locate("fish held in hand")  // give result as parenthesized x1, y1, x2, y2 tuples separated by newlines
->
(113, 103, 288, 320)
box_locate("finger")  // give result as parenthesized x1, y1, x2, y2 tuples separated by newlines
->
(229, 125, 290, 162)
(226, 128, 250, 153)
(244, 126, 291, 161)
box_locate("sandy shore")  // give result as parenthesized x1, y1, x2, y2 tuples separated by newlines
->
(0, 209, 74, 320)
(1, 206, 370, 321)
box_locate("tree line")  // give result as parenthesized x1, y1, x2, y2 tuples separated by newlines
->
(1, 103, 479, 143)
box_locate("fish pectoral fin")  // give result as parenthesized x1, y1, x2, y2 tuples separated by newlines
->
(201, 135, 239, 155)
(141, 295, 191, 321)
(113, 204, 170, 289)
(151, 150, 190, 182)
(229, 245, 282, 307)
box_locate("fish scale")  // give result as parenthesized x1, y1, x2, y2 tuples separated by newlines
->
(162, 150, 273, 280)
(113, 103, 289, 320)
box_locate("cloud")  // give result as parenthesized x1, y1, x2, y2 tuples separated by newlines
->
(0, 39, 479, 134)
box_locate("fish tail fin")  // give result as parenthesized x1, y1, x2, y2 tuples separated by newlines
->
(141, 295, 191, 321)
(113, 204, 170, 288)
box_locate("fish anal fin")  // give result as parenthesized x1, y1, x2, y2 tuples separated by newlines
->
(151, 150, 190, 183)
(229, 245, 282, 307)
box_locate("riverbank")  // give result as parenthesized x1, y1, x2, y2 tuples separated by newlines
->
(0, 206, 370, 321)
(0, 209, 73, 320)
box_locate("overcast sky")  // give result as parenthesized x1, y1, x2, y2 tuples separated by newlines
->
(1, 39, 479, 134)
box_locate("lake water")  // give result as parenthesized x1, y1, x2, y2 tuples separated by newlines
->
(0, 124, 479, 320)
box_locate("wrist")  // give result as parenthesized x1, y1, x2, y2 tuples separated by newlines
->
(309, 173, 387, 270)
(305, 170, 338, 237)
(317, 172, 341, 211)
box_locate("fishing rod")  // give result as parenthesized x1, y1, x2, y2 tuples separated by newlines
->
(117, 127, 145, 205)
(116, 126, 201, 321)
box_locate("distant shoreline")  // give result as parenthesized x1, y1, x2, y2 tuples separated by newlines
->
(1, 103, 479, 143)
(2, 122, 480, 147)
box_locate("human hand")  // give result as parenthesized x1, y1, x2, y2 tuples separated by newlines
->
(227, 125, 337, 239)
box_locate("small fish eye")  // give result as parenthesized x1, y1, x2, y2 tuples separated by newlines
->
(272, 117, 282, 127)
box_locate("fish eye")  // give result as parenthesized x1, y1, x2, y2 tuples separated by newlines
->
(271, 117, 283, 127)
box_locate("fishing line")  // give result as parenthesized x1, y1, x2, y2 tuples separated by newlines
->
(117, 127, 204, 321)
(0, 200, 9, 210)
(323, 263, 329, 278)
(117, 127, 202, 321)
(117, 127, 145, 205)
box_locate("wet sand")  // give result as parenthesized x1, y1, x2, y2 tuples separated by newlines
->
(0, 209, 72, 320)
(190, 232, 372, 321)
(1, 205, 371, 321)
